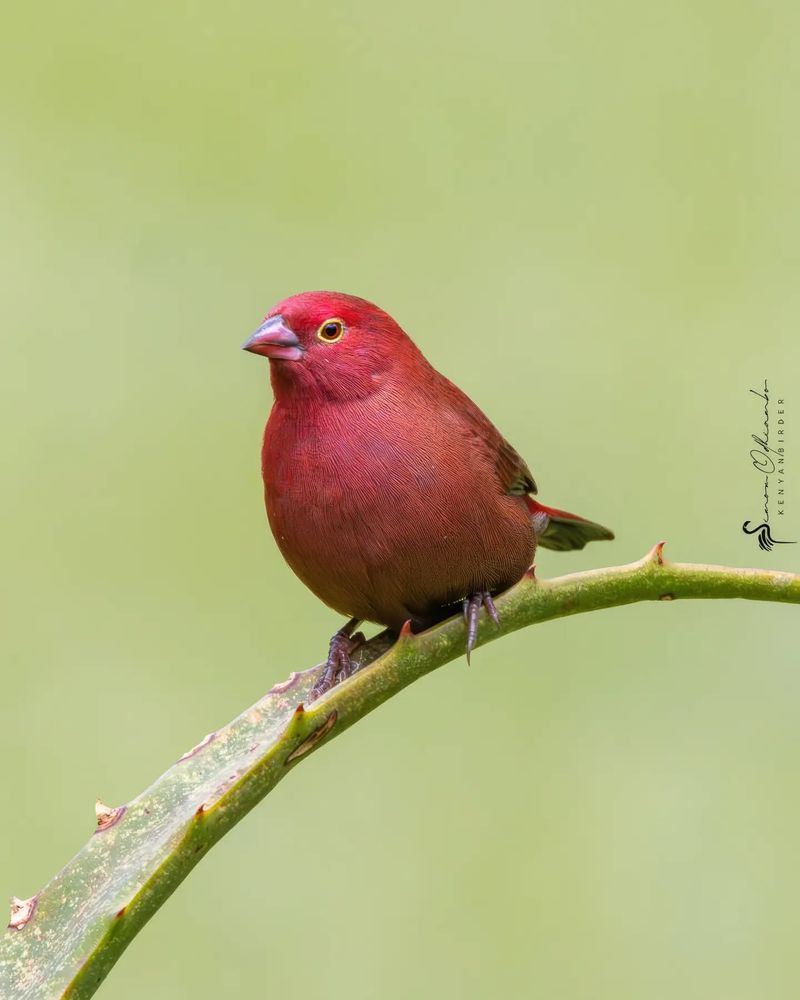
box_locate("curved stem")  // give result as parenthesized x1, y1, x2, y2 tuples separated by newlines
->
(327, 541, 800, 713)
(2, 543, 798, 999)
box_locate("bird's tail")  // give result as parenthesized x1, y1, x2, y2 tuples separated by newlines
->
(525, 498, 615, 552)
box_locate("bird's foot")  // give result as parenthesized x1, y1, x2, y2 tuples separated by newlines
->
(310, 618, 365, 702)
(462, 591, 500, 663)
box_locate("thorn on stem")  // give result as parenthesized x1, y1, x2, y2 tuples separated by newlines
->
(650, 541, 667, 565)
(398, 619, 414, 640)
(286, 710, 338, 764)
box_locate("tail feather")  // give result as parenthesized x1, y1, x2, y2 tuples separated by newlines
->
(525, 498, 614, 552)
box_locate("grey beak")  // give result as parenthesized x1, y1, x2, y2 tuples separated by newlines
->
(242, 316, 304, 361)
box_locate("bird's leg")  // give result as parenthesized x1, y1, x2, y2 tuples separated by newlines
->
(310, 617, 365, 702)
(462, 592, 500, 664)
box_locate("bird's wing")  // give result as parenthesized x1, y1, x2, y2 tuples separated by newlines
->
(435, 373, 538, 495)
(427, 371, 614, 552)
(494, 435, 537, 496)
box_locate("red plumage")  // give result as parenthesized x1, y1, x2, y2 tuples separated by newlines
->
(244, 291, 613, 694)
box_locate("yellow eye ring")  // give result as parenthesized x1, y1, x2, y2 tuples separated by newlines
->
(317, 318, 345, 343)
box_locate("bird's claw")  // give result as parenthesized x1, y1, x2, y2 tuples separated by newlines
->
(310, 622, 365, 702)
(462, 591, 500, 663)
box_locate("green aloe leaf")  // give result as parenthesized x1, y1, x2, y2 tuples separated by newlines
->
(2, 545, 799, 999)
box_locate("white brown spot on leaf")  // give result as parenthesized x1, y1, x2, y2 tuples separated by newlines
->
(269, 672, 301, 695)
(177, 731, 216, 764)
(8, 895, 37, 930)
(95, 800, 126, 832)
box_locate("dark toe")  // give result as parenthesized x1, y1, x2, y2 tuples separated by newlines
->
(463, 591, 501, 663)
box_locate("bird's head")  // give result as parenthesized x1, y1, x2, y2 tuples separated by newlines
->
(243, 291, 426, 401)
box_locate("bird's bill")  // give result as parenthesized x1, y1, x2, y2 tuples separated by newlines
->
(242, 316, 304, 361)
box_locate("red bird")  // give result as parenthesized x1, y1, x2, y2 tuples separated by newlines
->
(244, 291, 613, 697)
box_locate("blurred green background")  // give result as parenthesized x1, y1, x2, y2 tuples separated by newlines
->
(2, 1, 800, 997)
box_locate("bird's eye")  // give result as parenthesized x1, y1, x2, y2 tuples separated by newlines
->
(317, 318, 345, 343)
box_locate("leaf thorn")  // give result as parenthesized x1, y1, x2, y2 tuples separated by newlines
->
(286, 710, 338, 763)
